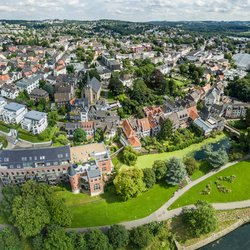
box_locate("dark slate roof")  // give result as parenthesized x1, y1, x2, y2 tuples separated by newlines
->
(68, 165, 77, 176)
(90, 77, 101, 93)
(87, 165, 101, 179)
(0, 146, 70, 169)
(200, 107, 210, 121)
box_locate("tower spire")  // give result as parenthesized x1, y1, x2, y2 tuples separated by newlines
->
(86, 71, 90, 87)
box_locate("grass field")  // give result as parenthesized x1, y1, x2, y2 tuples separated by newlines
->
(135, 133, 226, 169)
(56, 183, 177, 227)
(169, 160, 250, 210)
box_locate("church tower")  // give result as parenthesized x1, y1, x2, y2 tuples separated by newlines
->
(84, 72, 93, 104)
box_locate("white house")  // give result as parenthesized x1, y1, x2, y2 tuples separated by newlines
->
(1, 85, 20, 99)
(0, 97, 7, 112)
(21, 110, 48, 134)
(16, 74, 43, 94)
(0, 102, 27, 124)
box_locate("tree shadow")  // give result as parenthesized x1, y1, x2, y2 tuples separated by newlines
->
(170, 216, 195, 244)
(100, 184, 123, 203)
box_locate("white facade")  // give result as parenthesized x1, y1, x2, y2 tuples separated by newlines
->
(0, 102, 27, 124)
(0, 97, 7, 112)
(16, 74, 42, 94)
(1, 86, 20, 99)
(21, 110, 48, 134)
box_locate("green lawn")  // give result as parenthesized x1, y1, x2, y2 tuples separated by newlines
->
(166, 77, 186, 87)
(190, 161, 211, 181)
(169, 160, 250, 210)
(0, 123, 10, 133)
(18, 126, 57, 143)
(18, 132, 47, 143)
(136, 133, 226, 169)
(56, 184, 177, 228)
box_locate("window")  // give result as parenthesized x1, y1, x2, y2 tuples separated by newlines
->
(94, 183, 100, 190)
(21, 157, 27, 161)
(40, 156, 45, 160)
(58, 154, 63, 158)
(4, 157, 9, 162)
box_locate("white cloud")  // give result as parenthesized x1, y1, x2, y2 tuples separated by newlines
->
(0, 0, 249, 20)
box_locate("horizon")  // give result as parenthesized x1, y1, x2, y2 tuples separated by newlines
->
(1, 0, 250, 22)
(1, 18, 250, 23)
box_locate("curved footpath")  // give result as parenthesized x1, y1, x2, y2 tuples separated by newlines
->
(68, 157, 250, 232)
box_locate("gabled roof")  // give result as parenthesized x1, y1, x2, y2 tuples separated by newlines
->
(187, 106, 199, 121)
(122, 119, 141, 148)
(138, 118, 151, 131)
(90, 77, 101, 93)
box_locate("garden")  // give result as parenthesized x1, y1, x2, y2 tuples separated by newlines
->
(135, 133, 227, 169)
(169, 160, 250, 210)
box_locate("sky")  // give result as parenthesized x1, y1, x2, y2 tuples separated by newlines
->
(0, 0, 249, 21)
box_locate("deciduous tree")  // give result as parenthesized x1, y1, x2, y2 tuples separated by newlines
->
(152, 160, 167, 181)
(73, 128, 87, 144)
(113, 167, 146, 200)
(182, 200, 217, 237)
(85, 229, 111, 250)
(107, 224, 129, 249)
(143, 168, 156, 188)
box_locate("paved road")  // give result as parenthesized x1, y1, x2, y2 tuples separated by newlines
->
(69, 158, 250, 231)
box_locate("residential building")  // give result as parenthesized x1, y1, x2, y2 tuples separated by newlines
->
(29, 88, 49, 102)
(16, 74, 43, 94)
(1, 84, 20, 99)
(0, 102, 27, 124)
(0, 146, 71, 186)
(224, 102, 250, 119)
(193, 117, 213, 136)
(121, 119, 141, 150)
(21, 110, 48, 134)
(0, 97, 7, 111)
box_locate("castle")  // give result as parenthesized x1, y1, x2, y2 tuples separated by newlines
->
(68, 143, 113, 196)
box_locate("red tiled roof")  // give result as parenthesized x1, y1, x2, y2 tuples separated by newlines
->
(148, 114, 158, 129)
(143, 106, 163, 117)
(0, 74, 9, 81)
(81, 121, 94, 130)
(138, 117, 151, 131)
(122, 119, 134, 139)
(187, 106, 199, 121)
(122, 119, 141, 148)
(128, 137, 141, 148)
